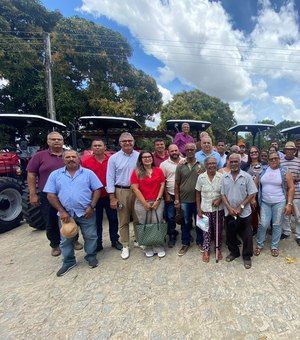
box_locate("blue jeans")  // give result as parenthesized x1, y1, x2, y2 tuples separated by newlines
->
(165, 197, 177, 236)
(257, 201, 286, 250)
(96, 196, 119, 246)
(60, 213, 97, 265)
(181, 202, 203, 246)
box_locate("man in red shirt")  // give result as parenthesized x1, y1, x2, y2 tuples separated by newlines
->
(82, 139, 122, 251)
(153, 139, 169, 167)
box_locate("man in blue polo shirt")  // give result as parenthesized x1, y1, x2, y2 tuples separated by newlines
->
(44, 150, 102, 277)
(195, 136, 223, 169)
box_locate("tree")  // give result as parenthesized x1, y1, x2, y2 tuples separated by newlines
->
(0, 1, 162, 125)
(160, 90, 236, 142)
(257, 119, 300, 150)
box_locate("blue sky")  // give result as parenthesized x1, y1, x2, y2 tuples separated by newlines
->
(40, 0, 300, 126)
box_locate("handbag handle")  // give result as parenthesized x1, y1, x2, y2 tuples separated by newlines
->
(143, 208, 160, 225)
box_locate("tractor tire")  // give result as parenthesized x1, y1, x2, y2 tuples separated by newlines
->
(22, 187, 46, 230)
(0, 177, 23, 233)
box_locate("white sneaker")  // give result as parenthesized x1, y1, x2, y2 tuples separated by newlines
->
(121, 246, 130, 260)
(144, 247, 154, 257)
(153, 246, 166, 258)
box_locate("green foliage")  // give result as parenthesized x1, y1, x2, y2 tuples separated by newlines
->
(257, 119, 300, 150)
(0, 1, 162, 125)
(160, 90, 236, 143)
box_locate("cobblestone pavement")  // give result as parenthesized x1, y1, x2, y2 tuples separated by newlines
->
(0, 221, 300, 340)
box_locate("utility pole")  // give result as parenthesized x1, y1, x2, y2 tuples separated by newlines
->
(43, 32, 56, 120)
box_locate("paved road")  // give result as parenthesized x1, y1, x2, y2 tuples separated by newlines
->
(0, 221, 300, 339)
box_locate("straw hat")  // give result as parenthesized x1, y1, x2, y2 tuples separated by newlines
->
(284, 141, 296, 149)
(60, 217, 79, 238)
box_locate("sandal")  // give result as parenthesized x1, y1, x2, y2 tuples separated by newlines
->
(202, 251, 210, 263)
(271, 249, 279, 257)
(254, 247, 261, 256)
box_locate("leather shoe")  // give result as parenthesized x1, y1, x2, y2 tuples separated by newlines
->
(51, 247, 61, 257)
(96, 245, 103, 252)
(280, 233, 289, 240)
(112, 240, 123, 251)
(168, 235, 177, 248)
(74, 241, 83, 250)
(244, 259, 252, 269)
(225, 254, 238, 262)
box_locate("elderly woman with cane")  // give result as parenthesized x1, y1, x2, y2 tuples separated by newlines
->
(130, 151, 166, 258)
(196, 156, 224, 262)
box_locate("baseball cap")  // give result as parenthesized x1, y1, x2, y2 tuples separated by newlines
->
(238, 141, 245, 147)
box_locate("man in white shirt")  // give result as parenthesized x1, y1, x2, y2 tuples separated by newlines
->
(160, 144, 182, 247)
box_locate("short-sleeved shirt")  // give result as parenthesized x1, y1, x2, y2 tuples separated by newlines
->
(81, 154, 110, 197)
(160, 157, 182, 195)
(130, 167, 165, 200)
(44, 166, 102, 217)
(281, 156, 300, 200)
(153, 151, 169, 167)
(195, 150, 223, 170)
(173, 133, 195, 156)
(221, 170, 257, 218)
(195, 171, 224, 212)
(175, 161, 202, 203)
(26, 149, 64, 190)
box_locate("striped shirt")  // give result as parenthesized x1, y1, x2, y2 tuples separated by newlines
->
(281, 157, 300, 199)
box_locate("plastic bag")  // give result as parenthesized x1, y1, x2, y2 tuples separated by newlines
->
(196, 215, 209, 232)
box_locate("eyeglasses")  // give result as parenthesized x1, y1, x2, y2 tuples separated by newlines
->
(120, 140, 133, 143)
(49, 138, 63, 141)
(185, 148, 196, 152)
(250, 151, 258, 154)
(142, 156, 152, 159)
(269, 157, 279, 161)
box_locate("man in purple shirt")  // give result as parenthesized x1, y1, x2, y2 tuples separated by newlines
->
(173, 123, 195, 156)
(26, 132, 82, 256)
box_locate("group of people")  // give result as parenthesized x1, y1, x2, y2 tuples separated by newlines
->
(26, 122, 300, 277)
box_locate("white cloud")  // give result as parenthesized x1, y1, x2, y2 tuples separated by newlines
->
(247, 1, 300, 81)
(273, 95, 300, 121)
(78, 0, 300, 123)
(79, 0, 254, 102)
(157, 65, 175, 84)
(157, 84, 173, 104)
(230, 102, 256, 124)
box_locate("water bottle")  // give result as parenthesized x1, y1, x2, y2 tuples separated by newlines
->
(117, 202, 123, 210)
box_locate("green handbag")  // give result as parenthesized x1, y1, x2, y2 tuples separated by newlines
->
(136, 210, 167, 246)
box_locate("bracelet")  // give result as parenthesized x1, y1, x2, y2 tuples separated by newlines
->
(156, 197, 162, 201)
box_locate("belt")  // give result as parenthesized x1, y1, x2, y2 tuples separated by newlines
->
(115, 185, 131, 189)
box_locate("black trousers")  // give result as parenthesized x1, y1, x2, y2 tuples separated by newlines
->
(226, 215, 253, 260)
(40, 192, 61, 248)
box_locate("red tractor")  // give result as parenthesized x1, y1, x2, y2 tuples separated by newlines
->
(0, 113, 66, 233)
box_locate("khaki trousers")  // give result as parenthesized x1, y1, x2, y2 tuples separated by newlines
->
(115, 188, 138, 247)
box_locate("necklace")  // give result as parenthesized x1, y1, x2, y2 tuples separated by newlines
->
(146, 169, 153, 178)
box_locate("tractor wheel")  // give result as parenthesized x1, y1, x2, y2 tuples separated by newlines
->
(22, 187, 46, 230)
(0, 177, 23, 233)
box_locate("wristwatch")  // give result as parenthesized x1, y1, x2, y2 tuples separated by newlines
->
(156, 197, 162, 201)
(240, 204, 245, 209)
(287, 202, 293, 206)
(90, 204, 96, 209)
(174, 200, 180, 204)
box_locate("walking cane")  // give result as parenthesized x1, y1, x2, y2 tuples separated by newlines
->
(215, 206, 219, 263)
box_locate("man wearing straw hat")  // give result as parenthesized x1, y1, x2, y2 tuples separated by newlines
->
(280, 141, 300, 245)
